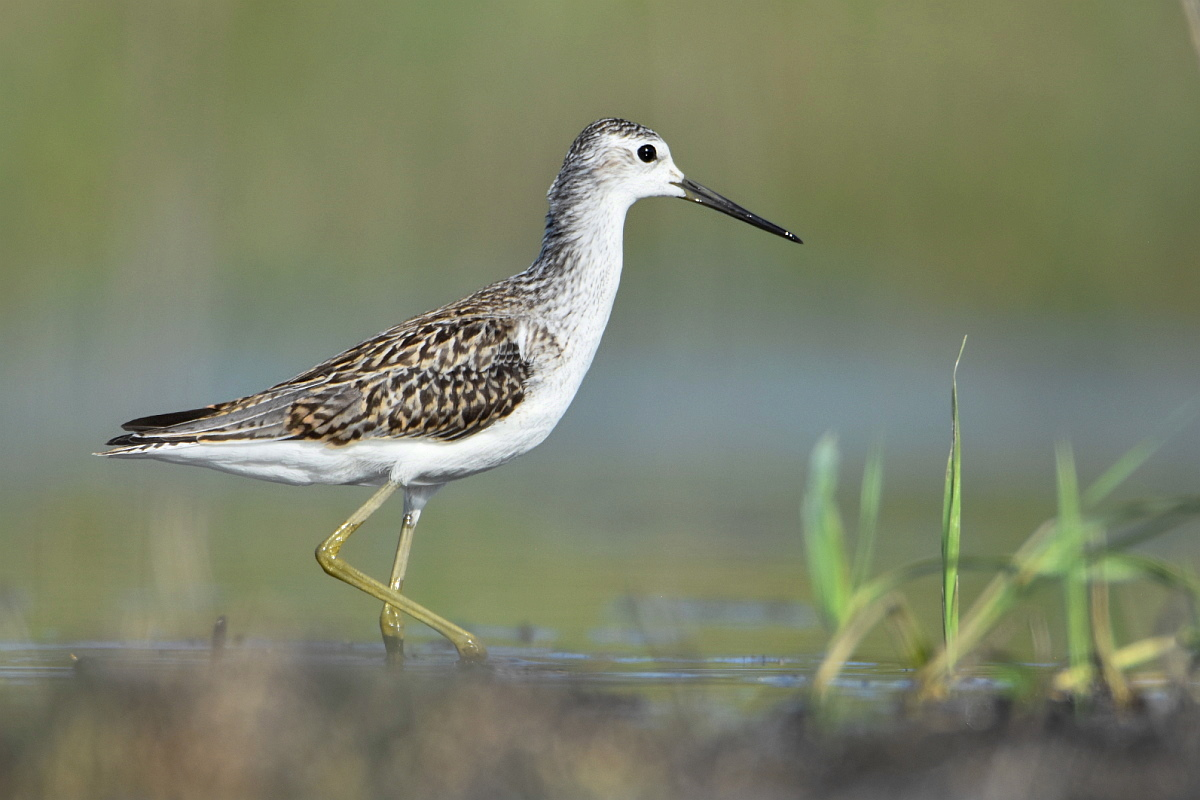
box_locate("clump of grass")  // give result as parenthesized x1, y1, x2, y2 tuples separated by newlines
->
(804, 346, 1200, 704)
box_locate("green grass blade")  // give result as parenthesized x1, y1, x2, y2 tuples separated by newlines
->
(1099, 552, 1200, 603)
(1085, 516, 1134, 705)
(1090, 575, 1133, 706)
(941, 337, 966, 669)
(802, 433, 852, 629)
(828, 554, 1012, 695)
(918, 521, 1062, 694)
(887, 600, 933, 668)
(1083, 395, 1200, 508)
(1054, 635, 1179, 695)
(813, 593, 899, 698)
(851, 441, 885, 589)
(1099, 497, 1200, 553)
(844, 555, 1013, 625)
(1055, 441, 1093, 690)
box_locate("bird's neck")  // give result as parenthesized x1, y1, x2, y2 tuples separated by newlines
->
(521, 189, 633, 322)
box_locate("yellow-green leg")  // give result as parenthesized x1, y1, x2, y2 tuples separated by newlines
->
(380, 505, 420, 662)
(315, 481, 486, 662)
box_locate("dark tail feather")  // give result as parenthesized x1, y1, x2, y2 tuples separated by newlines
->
(105, 433, 140, 446)
(106, 383, 309, 447)
(120, 406, 219, 432)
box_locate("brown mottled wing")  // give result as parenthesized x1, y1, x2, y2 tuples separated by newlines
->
(285, 315, 530, 444)
(107, 315, 532, 447)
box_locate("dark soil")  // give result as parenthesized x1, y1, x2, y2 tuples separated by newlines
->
(3, 651, 1198, 799)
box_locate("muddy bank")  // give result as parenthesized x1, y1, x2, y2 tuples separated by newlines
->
(2, 652, 1197, 799)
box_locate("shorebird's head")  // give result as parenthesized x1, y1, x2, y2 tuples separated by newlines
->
(550, 118, 801, 244)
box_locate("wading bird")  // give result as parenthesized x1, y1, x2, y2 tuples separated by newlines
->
(100, 118, 801, 662)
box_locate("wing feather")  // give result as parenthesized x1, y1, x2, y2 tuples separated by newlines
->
(104, 313, 532, 449)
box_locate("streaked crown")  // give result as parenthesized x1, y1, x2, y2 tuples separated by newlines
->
(547, 118, 685, 209)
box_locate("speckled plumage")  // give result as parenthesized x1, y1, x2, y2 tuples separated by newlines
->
(106, 303, 538, 449)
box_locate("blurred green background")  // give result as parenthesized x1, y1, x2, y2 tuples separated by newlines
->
(2, 0, 1198, 656)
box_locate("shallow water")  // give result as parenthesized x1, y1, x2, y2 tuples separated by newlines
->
(0, 637, 1010, 721)
(0, 638, 820, 688)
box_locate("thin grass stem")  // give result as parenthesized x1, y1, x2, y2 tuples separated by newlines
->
(941, 337, 966, 670)
(1083, 395, 1200, 508)
(1055, 442, 1093, 693)
(802, 434, 852, 629)
(851, 442, 884, 589)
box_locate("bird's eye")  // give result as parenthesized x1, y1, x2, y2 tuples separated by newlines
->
(637, 144, 657, 163)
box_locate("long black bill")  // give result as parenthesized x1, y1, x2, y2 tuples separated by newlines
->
(673, 177, 802, 244)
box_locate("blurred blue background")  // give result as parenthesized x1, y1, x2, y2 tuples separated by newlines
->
(2, 1, 1198, 654)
